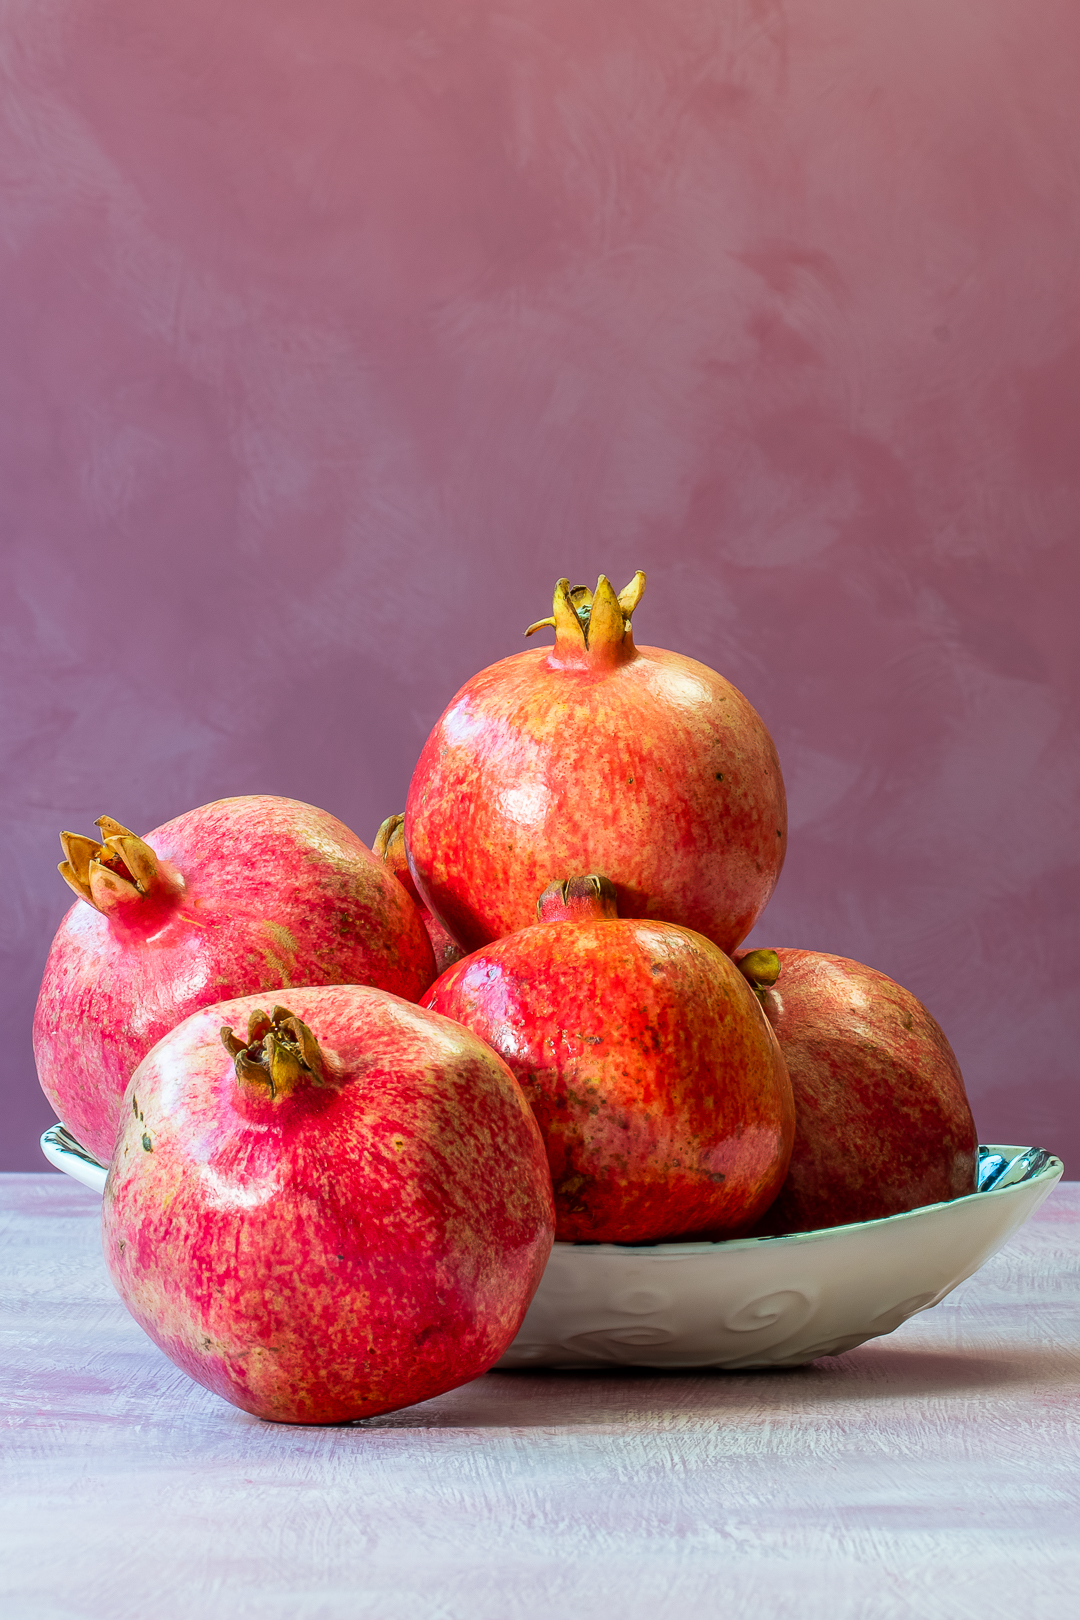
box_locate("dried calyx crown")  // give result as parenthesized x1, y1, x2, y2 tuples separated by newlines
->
(373, 812, 421, 903)
(57, 818, 173, 914)
(220, 1006, 332, 1102)
(373, 814, 406, 864)
(526, 572, 646, 665)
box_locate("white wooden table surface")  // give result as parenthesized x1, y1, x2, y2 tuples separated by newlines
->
(3, 1173, 1078, 1619)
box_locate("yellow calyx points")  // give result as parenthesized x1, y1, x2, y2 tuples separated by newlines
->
(525, 571, 646, 657)
(58, 819, 163, 913)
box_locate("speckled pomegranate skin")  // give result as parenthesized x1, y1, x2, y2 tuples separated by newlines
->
(35, 797, 436, 1164)
(740, 949, 978, 1233)
(102, 984, 554, 1424)
(374, 813, 465, 976)
(416, 908, 465, 976)
(405, 643, 787, 955)
(423, 907, 794, 1243)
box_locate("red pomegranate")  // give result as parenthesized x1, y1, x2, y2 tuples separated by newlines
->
(423, 874, 795, 1243)
(374, 813, 465, 976)
(405, 572, 787, 955)
(736, 948, 979, 1232)
(102, 985, 554, 1424)
(35, 796, 436, 1164)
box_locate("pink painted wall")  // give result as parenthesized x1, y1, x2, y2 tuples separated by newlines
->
(3, 0, 1078, 1173)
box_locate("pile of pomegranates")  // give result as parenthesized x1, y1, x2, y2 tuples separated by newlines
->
(34, 568, 979, 1423)
(35, 796, 435, 1164)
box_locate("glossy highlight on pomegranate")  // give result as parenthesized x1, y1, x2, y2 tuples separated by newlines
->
(423, 874, 795, 1243)
(736, 948, 978, 1232)
(102, 985, 555, 1424)
(35, 796, 436, 1164)
(405, 572, 787, 956)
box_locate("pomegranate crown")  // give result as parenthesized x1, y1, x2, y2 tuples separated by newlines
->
(736, 949, 781, 1001)
(57, 817, 170, 914)
(220, 1005, 333, 1102)
(373, 811, 422, 906)
(525, 571, 645, 666)
(373, 813, 405, 864)
(537, 873, 620, 924)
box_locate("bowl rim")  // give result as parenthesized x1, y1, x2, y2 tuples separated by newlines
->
(41, 1125, 1061, 1256)
(548, 1144, 1063, 1259)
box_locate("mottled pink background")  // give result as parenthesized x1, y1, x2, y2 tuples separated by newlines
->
(3, 0, 1078, 1173)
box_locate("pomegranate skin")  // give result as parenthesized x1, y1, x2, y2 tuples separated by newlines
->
(418, 910, 468, 977)
(102, 985, 554, 1425)
(373, 813, 465, 976)
(406, 640, 786, 956)
(423, 878, 794, 1243)
(738, 949, 979, 1233)
(35, 797, 436, 1165)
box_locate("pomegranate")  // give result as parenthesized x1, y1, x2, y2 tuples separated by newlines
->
(405, 572, 787, 955)
(35, 796, 436, 1164)
(736, 948, 979, 1232)
(423, 874, 795, 1243)
(374, 813, 465, 976)
(102, 985, 554, 1424)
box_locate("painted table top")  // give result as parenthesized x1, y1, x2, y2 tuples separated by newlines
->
(3, 1173, 1078, 1619)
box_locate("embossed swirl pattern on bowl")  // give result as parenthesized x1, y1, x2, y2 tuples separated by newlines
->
(496, 1145, 1062, 1369)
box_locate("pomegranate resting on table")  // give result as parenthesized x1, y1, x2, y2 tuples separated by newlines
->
(102, 985, 554, 1425)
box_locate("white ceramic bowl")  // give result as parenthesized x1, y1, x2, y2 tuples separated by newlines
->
(43, 1127, 1061, 1369)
